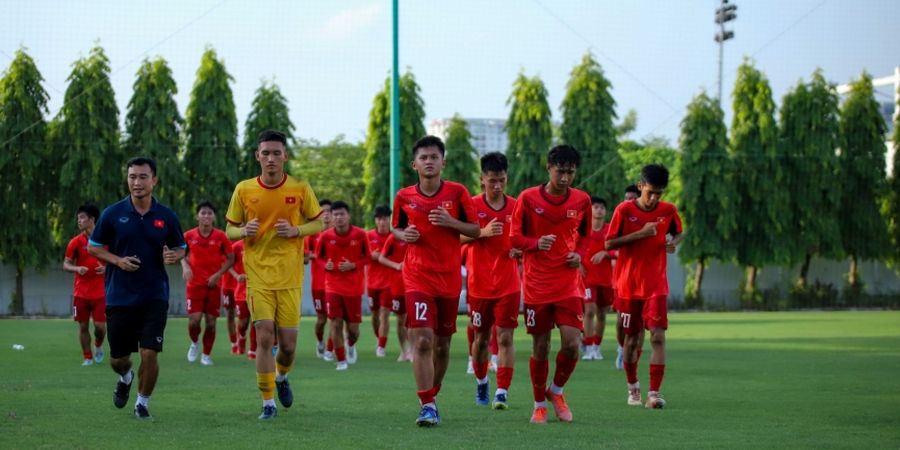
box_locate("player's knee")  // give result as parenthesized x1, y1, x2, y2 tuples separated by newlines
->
(650, 330, 666, 346)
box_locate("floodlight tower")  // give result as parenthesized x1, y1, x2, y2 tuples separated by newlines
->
(715, 0, 737, 107)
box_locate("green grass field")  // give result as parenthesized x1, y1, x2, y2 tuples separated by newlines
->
(2, 311, 899, 449)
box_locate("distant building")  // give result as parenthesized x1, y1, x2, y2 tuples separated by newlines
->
(427, 118, 508, 156)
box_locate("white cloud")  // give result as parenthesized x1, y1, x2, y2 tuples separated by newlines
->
(320, 3, 384, 39)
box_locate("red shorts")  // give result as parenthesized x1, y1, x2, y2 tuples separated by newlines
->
(236, 301, 250, 320)
(312, 289, 326, 314)
(367, 288, 391, 311)
(326, 293, 362, 323)
(620, 296, 668, 335)
(587, 285, 615, 308)
(523, 297, 584, 335)
(73, 296, 106, 323)
(186, 284, 221, 316)
(391, 295, 407, 315)
(613, 291, 626, 313)
(221, 288, 236, 310)
(405, 291, 458, 337)
(468, 292, 520, 331)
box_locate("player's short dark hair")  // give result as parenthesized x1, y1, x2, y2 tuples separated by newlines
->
(624, 184, 640, 196)
(373, 205, 391, 218)
(331, 201, 350, 213)
(591, 196, 607, 207)
(640, 164, 670, 188)
(76, 204, 100, 221)
(319, 199, 332, 209)
(126, 156, 157, 176)
(196, 200, 216, 214)
(257, 129, 287, 147)
(480, 152, 508, 174)
(412, 135, 445, 157)
(547, 144, 581, 167)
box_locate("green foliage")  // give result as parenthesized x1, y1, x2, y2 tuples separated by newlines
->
(241, 80, 296, 179)
(560, 53, 626, 201)
(293, 136, 366, 226)
(361, 72, 426, 214)
(618, 137, 682, 208)
(0, 49, 55, 314)
(678, 92, 736, 264)
(838, 72, 890, 261)
(615, 109, 638, 138)
(123, 58, 187, 224)
(779, 70, 843, 264)
(183, 47, 239, 216)
(885, 82, 900, 267)
(729, 60, 788, 269)
(506, 71, 552, 195)
(55, 45, 123, 239)
(442, 114, 479, 192)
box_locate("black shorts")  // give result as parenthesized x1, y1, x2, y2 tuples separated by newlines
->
(106, 300, 169, 359)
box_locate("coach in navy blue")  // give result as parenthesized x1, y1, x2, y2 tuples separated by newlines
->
(88, 156, 186, 421)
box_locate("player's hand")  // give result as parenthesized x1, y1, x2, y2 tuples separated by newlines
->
(591, 251, 608, 265)
(75, 266, 88, 276)
(325, 259, 334, 271)
(243, 218, 260, 238)
(338, 258, 355, 272)
(395, 262, 403, 271)
(163, 245, 179, 265)
(566, 252, 582, 267)
(402, 225, 420, 243)
(480, 218, 504, 238)
(275, 219, 298, 238)
(428, 207, 455, 227)
(236, 274, 247, 283)
(666, 238, 677, 254)
(537, 234, 556, 251)
(118, 255, 141, 272)
(95, 265, 105, 275)
(508, 248, 523, 259)
(371, 250, 382, 261)
(182, 266, 193, 282)
(207, 273, 221, 288)
(640, 222, 658, 238)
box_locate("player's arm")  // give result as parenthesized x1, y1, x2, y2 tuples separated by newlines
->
(665, 211, 685, 253)
(88, 245, 141, 272)
(294, 217, 324, 238)
(460, 217, 504, 244)
(63, 257, 86, 274)
(180, 249, 193, 282)
(208, 252, 235, 287)
(606, 223, 656, 250)
(508, 198, 541, 251)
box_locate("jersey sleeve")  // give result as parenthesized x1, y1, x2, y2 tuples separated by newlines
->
(382, 234, 395, 257)
(219, 230, 234, 255)
(606, 203, 626, 241)
(166, 211, 187, 249)
(509, 194, 539, 251)
(669, 208, 683, 236)
(89, 208, 114, 247)
(301, 183, 323, 221)
(575, 197, 592, 257)
(65, 237, 78, 261)
(225, 185, 244, 226)
(457, 186, 477, 224)
(392, 194, 408, 229)
(356, 230, 371, 266)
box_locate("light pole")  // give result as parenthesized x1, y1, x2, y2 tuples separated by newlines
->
(715, 0, 737, 107)
(390, 0, 400, 200)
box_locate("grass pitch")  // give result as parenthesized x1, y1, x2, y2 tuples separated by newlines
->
(1, 311, 899, 449)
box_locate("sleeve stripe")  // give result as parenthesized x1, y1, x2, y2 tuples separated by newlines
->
(225, 217, 241, 225)
(88, 239, 104, 247)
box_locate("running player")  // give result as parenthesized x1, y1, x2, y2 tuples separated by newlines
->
(462, 152, 521, 409)
(63, 203, 107, 366)
(614, 184, 641, 369)
(316, 201, 370, 370)
(606, 164, 683, 409)
(377, 233, 411, 361)
(582, 196, 615, 361)
(304, 199, 333, 359)
(510, 144, 591, 424)
(220, 248, 239, 355)
(225, 129, 323, 420)
(392, 135, 480, 426)
(367, 205, 394, 357)
(229, 239, 252, 357)
(182, 200, 235, 366)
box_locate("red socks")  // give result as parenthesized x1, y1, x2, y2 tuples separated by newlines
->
(335, 346, 346, 362)
(202, 327, 216, 355)
(530, 357, 549, 402)
(497, 367, 513, 390)
(552, 352, 578, 388)
(83, 350, 92, 360)
(326, 338, 334, 352)
(473, 360, 490, 380)
(348, 334, 358, 347)
(188, 324, 201, 343)
(93, 337, 103, 348)
(417, 389, 435, 405)
(625, 362, 639, 384)
(377, 336, 388, 348)
(650, 364, 665, 392)
(228, 330, 237, 345)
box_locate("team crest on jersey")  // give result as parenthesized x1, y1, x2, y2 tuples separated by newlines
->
(285, 196, 296, 204)
(566, 210, 577, 218)
(153, 219, 165, 229)
(506, 215, 513, 223)
(191, 240, 199, 245)
(535, 208, 544, 214)
(441, 201, 453, 209)
(350, 240, 359, 246)
(657, 217, 666, 223)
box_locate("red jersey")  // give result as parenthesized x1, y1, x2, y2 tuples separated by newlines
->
(392, 181, 477, 297)
(306, 233, 326, 291)
(584, 223, 615, 287)
(231, 240, 247, 301)
(381, 234, 408, 296)
(316, 226, 370, 297)
(607, 200, 682, 299)
(510, 185, 592, 304)
(366, 229, 393, 290)
(65, 233, 105, 299)
(220, 239, 238, 292)
(184, 227, 232, 287)
(466, 194, 521, 299)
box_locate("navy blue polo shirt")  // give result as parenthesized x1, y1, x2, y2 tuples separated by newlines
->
(89, 196, 186, 307)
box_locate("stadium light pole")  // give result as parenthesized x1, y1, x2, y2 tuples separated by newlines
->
(390, 0, 400, 200)
(715, 0, 737, 107)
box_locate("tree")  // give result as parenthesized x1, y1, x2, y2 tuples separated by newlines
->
(677, 92, 736, 302)
(123, 57, 187, 224)
(615, 109, 638, 138)
(506, 71, 552, 195)
(183, 47, 239, 216)
(779, 71, 843, 288)
(443, 114, 479, 192)
(241, 80, 296, 179)
(0, 49, 55, 314)
(560, 53, 626, 201)
(361, 71, 426, 215)
(729, 60, 787, 302)
(886, 82, 900, 268)
(56, 45, 123, 239)
(294, 136, 367, 225)
(838, 72, 890, 288)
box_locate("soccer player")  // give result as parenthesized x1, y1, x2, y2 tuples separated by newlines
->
(316, 201, 370, 370)
(182, 201, 235, 366)
(220, 250, 239, 355)
(462, 152, 521, 409)
(88, 157, 186, 420)
(367, 205, 394, 357)
(304, 199, 333, 359)
(392, 135, 480, 426)
(614, 184, 641, 370)
(225, 130, 323, 420)
(229, 239, 253, 357)
(606, 164, 683, 409)
(582, 196, 615, 361)
(377, 233, 411, 361)
(63, 203, 107, 366)
(509, 144, 591, 424)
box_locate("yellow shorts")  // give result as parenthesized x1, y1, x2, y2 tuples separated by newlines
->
(248, 288, 301, 328)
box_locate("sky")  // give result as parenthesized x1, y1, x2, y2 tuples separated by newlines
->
(3, 0, 898, 147)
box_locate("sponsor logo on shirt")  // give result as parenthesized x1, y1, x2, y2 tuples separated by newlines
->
(477, 212, 488, 219)
(285, 196, 296, 204)
(567, 209, 577, 218)
(250, 197, 260, 203)
(153, 219, 165, 229)
(506, 215, 513, 223)
(535, 208, 544, 214)
(190, 240, 199, 245)
(409, 203, 417, 209)
(329, 240, 336, 245)
(628, 216, 638, 222)
(119, 217, 129, 223)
